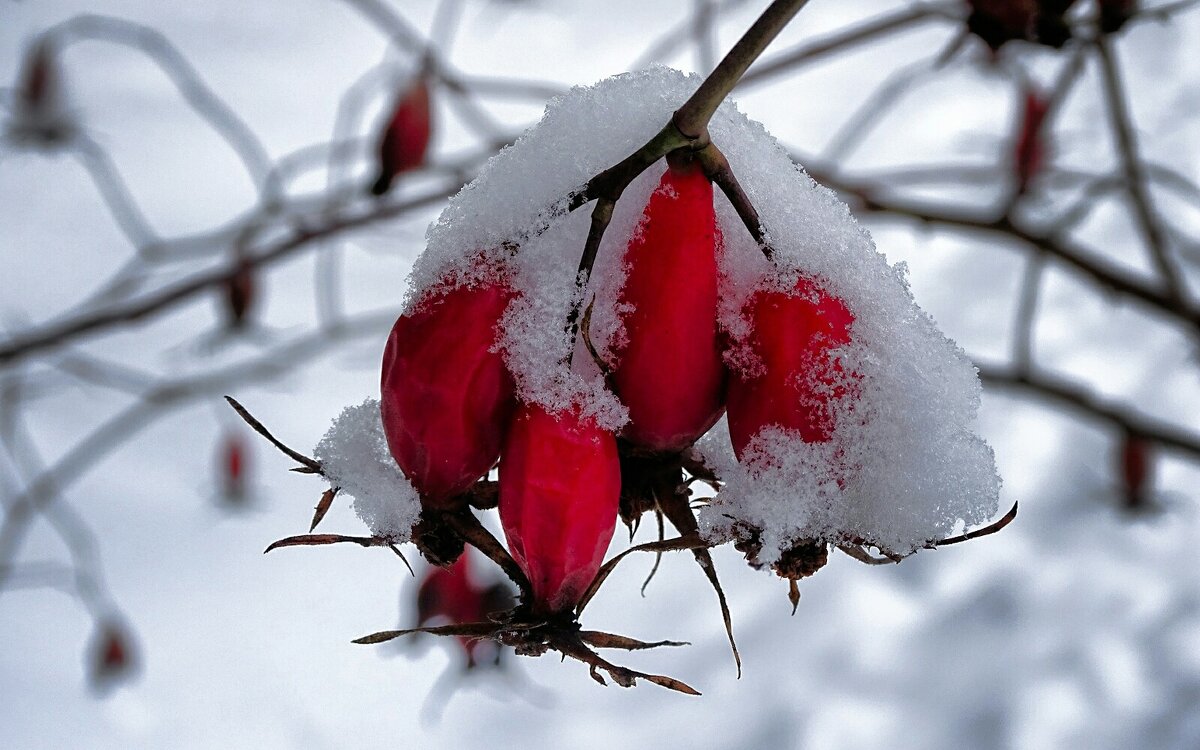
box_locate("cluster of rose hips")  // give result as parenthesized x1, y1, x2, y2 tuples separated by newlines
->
(381, 149, 855, 621)
(965, 0, 1135, 52)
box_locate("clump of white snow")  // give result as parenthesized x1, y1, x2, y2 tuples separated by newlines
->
(313, 399, 421, 542)
(384, 66, 999, 560)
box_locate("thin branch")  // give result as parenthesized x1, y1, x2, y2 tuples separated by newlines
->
(438, 509, 532, 595)
(675, 0, 811, 138)
(978, 365, 1200, 460)
(698, 140, 771, 259)
(1094, 36, 1186, 304)
(806, 164, 1200, 334)
(739, 3, 952, 89)
(0, 310, 396, 590)
(70, 135, 159, 249)
(0, 184, 457, 366)
(51, 15, 272, 187)
(1012, 254, 1045, 372)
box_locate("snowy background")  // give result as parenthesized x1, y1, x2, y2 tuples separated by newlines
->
(3, 1, 1200, 748)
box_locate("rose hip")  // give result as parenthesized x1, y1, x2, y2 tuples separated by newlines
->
(381, 282, 516, 508)
(726, 277, 854, 460)
(610, 160, 726, 453)
(371, 76, 432, 196)
(499, 402, 620, 615)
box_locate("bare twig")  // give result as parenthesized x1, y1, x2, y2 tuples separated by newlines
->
(675, 0, 810, 138)
(739, 3, 953, 89)
(1094, 36, 1186, 304)
(978, 365, 1200, 460)
(0, 186, 457, 366)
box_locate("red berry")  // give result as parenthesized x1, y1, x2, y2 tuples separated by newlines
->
(18, 41, 55, 112)
(417, 555, 487, 664)
(225, 260, 256, 329)
(1119, 434, 1152, 510)
(499, 402, 620, 614)
(371, 76, 433, 196)
(220, 432, 248, 501)
(726, 277, 855, 460)
(610, 161, 726, 453)
(381, 281, 516, 508)
(88, 622, 136, 690)
(1015, 89, 1050, 193)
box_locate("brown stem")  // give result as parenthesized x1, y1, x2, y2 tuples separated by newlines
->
(674, 0, 811, 138)
(575, 533, 708, 616)
(697, 141, 772, 260)
(439, 509, 532, 596)
(657, 486, 742, 678)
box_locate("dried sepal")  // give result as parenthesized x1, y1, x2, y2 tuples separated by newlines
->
(578, 631, 690, 650)
(225, 396, 322, 473)
(309, 487, 338, 532)
(928, 501, 1018, 548)
(575, 533, 708, 616)
(263, 533, 394, 554)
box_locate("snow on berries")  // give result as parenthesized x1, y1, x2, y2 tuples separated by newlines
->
(402, 66, 1000, 562)
(313, 399, 421, 542)
(248, 65, 1004, 692)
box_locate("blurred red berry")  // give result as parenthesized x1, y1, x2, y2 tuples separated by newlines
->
(224, 260, 256, 329)
(417, 555, 488, 666)
(220, 432, 248, 501)
(609, 160, 726, 453)
(370, 76, 433, 196)
(726, 277, 855, 460)
(965, 0, 1077, 50)
(499, 402, 620, 615)
(381, 281, 517, 508)
(1015, 89, 1050, 193)
(1099, 0, 1136, 33)
(1119, 433, 1153, 510)
(18, 41, 55, 111)
(88, 621, 137, 691)
(13, 39, 72, 144)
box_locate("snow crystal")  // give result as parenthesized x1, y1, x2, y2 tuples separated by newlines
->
(399, 66, 1000, 560)
(313, 399, 421, 542)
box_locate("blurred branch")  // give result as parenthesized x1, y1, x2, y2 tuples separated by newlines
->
(70, 135, 160, 249)
(49, 14, 272, 188)
(0, 184, 459, 366)
(0, 309, 396, 594)
(978, 365, 1200, 461)
(806, 164, 1200, 334)
(1094, 36, 1186, 304)
(675, 0, 810, 137)
(739, 3, 954, 89)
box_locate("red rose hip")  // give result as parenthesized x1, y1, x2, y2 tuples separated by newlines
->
(610, 159, 726, 453)
(381, 281, 516, 508)
(499, 402, 620, 614)
(726, 277, 855, 460)
(371, 76, 433, 196)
